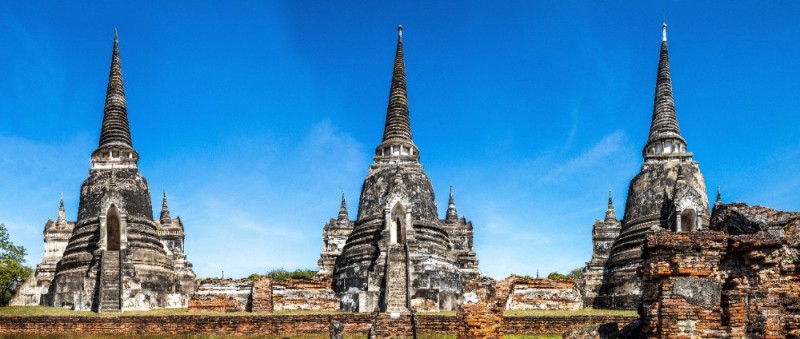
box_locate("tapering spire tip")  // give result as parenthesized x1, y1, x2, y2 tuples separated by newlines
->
(662, 22, 667, 42)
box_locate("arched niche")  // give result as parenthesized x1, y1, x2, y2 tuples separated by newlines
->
(680, 208, 697, 232)
(390, 203, 407, 244)
(107, 205, 121, 251)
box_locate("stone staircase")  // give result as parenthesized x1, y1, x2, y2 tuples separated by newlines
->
(385, 244, 408, 312)
(99, 250, 121, 313)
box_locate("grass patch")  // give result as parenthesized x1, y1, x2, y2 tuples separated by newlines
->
(0, 306, 361, 317)
(0, 306, 89, 316)
(0, 306, 635, 319)
(0, 335, 562, 339)
(0, 336, 366, 339)
(504, 308, 636, 317)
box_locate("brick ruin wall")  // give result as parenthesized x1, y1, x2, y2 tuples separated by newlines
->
(0, 314, 636, 336)
(250, 276, 273, 312)
(188, 277, 337, 312)
(271, 278, 339, 311)
(506, 277, 582, 311)
(188, 278, 253, 312)
(454, 276, 596, 338)
(187, 275, 581, 314)
(640, 203, 800, 338)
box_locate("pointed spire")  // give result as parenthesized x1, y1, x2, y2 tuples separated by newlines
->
(604, 190, 617, 222)
(375, 25, 418, 161)
(715, 186, 723, 205)
(57, 193, 67, 225)
(643, 22, 687, 158)
(160, 191, 171, 224)
(338, 191, 349, 221)
(446, 186, 459, 223)
(98, 28, 133, 149)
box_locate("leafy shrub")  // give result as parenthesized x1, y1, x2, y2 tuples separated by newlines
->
(265, 268, 317, 281)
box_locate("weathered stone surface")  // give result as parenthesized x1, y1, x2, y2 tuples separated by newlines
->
(578, 194, 620, 308)
(41, 32, 195, 312)
(456, 276, 516, 338)
(11, 198, 75, 306)
(39, 32, 195, 312)
(329, 319, 344, 339)
(272, 278, 339, 311)
(317, 194, 355, 278)
(597, 25, 709, 309)
(506, 278, 582, 311)
(640, 203, 800, 338)
(191, 277, 341, 313)
(671, 277, 720, 309)
(710, 202, 800, 236)
(250, 277, 273, 313)
(189, 278, 252, 312)
(331, 27, 477, 313)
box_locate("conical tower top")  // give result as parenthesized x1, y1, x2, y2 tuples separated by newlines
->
(92, 29, 139, 167)
(160, 191, 171, 224)
(375, 25, 419, 163)
(57, 193, 67, 224)
(604, 190, 617, 222)
(643, 22, 688, 160)
(446, 186, 459, 223)
(715, 186, 723, 205)
(338, 191, 349, 221)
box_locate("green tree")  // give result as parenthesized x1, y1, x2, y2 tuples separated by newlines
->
(547, 272, 568, 280)
(0, 223, 32, 306)
(247, 273, 261, 282)
(265, 268, 317, 281)
(567, 267, 583, 279)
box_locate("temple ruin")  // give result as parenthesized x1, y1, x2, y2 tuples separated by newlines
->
(323, 26, 480, 313)
(589, 23, 711, 309)
(12, 30, 196, 312)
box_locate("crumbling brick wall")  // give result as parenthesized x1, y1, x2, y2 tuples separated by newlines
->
(250, 277, 273, 313)
(506, 277, 581, 311)
(188, 278, 252, 312)
(0, 313, 637, 336)
(456, 276, 516, 338)
(641, 203, 800, 338)
(189, 277, 339, 313)
(271, 277, 338, 311)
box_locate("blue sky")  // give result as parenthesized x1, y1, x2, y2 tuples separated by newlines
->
(2, 1, 800, 279)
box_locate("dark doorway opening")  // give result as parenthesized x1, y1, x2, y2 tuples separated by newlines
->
(107, 205, 121, 251)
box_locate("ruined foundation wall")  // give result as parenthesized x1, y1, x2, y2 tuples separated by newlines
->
(188, 278, 253, 312)
(0, 314, 637, 336)
(641, 204, 800, 338)
(506, 278, 582, 311)
(189, 278, 339, 313)
(272, 278, 339, 311)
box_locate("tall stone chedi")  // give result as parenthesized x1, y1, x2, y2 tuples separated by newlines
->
(596, 24, 710, 309)
(45, 31, 196, 312)
(330, 26, 479, 313)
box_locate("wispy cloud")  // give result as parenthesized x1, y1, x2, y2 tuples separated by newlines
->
(168, 120, 368, 278)
(449, 131, 639, 279)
